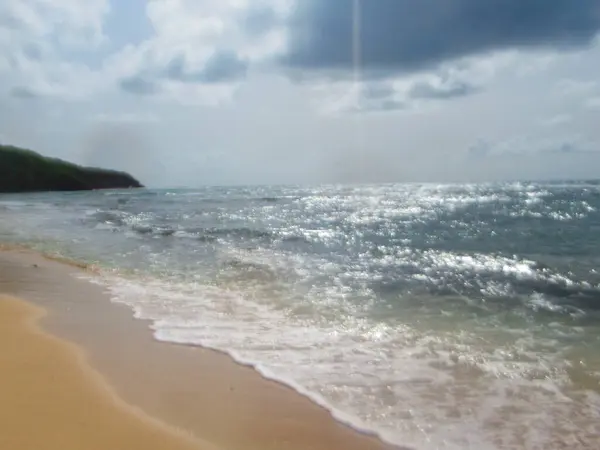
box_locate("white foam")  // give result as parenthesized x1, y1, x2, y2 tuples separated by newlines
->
(78, 271, 600, 450)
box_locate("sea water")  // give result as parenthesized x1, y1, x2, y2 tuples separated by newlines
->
(2, 182, 600, 449)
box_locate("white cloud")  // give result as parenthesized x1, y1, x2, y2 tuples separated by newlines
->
(104, 0, 292, 104)
(0, 0, 110, 99)
(0, 0, 109, 48)
(1, 0, 292, 105)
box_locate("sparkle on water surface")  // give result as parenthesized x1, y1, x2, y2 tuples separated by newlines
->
(2, 182, 600, 449)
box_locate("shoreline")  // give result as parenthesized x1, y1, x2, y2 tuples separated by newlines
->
(0, 247, 401, 450)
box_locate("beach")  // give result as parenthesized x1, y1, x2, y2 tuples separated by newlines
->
(0, 293, 208, 450)
(0, 248, 397, 450)
(2, 184, 600, 449)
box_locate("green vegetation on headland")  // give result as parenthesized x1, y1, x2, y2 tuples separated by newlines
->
(0, 145, 143, 193)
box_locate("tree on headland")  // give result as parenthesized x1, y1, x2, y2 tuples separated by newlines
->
(0, 144, 143, 193)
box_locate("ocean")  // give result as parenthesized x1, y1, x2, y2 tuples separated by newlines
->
(1, 182, 600, 449)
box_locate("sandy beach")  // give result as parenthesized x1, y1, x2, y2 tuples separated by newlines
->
(0, 294, 209, 450)
(0, 248, 398, 450)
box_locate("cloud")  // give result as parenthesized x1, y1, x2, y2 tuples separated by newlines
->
(197, 51, 249, 83)
(0, 0, 110, 49)
(585, 97, 600, 109)
(281, 0, 600, 75)
(557, 79, 598, 96)
(467, 134, 598, 159)
(538, 114, 572, 127)
(21, 42, 43, 61)
(9, 86, 37, 99)
(117, 50, 249, 97)
(120, 75, 160, 95)
(243, 5, 280, 37)
(408, 79, 477, 100)
(354, 77, 476, 113)
(163, 51, 248, 84)
(108, 0, 280, 99)
(352, 82, 406, 112)
(327, 70, 479, 114)
(362, 77, 477, 104)
(361, 83, 395, 101)
(0, 9, 20, 30)
(0, 0, 111, 101)
(363, 98, 406, 112)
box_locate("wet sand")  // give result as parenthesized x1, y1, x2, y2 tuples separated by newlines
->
(0, 248, 400, 450)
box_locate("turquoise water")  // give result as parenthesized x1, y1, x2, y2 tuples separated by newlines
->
(2, 182, 600, 449)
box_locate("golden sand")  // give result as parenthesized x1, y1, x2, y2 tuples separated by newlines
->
(0, 295, 211, 450)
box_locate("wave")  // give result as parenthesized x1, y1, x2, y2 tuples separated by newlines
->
(185, 226, 273, 241)
(367, 249, 600, 317)
(80, 265, 600, 450)
(133, 225, 274, 242)
(217, 256, 282, 287)
(85, 209, 274, 242)
(84, 210, 127, 227)
(279, 234, 312, 245)
(79, 270, 413, 448)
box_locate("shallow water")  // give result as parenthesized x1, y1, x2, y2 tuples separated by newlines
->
(2, 182, 600, 449)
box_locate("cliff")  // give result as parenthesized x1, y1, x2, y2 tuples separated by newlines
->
(0, 145, 143, 193)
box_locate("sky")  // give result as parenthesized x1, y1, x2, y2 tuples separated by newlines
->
(1, 0, 600, 186)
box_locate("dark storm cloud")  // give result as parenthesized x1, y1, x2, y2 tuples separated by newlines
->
(281, 0, 600, 74)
